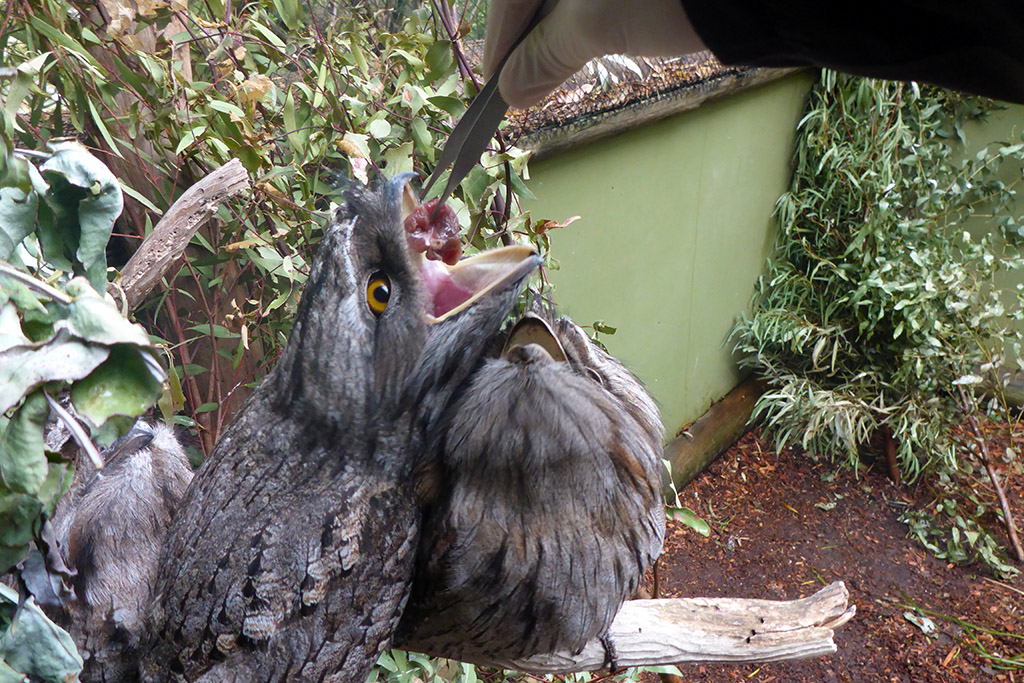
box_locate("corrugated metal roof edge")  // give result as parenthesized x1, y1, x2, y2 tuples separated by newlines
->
(457, 42, 802, 157)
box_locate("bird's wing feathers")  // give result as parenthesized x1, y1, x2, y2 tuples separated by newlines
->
(201, 481, 419, 681)
(143, 403, 419, 681)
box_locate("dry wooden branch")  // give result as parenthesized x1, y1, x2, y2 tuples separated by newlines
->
(117, 159, 250, 311)
(956, 386, 1024, 563)
(415, 581, 855, 673)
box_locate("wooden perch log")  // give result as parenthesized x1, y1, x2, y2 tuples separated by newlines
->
(416, 581, 855, 673)
(663, 377, 767, 494)
(117, 159, 250, 310)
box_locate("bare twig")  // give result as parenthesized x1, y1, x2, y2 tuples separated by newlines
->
(0, 263, 73, 306)
(982, 576, 1024, 599)
(44, 393, 104, 470)
(430, 0, 479, 86)
(167, 286, 211, 458)
(956, 385, 1024, 563)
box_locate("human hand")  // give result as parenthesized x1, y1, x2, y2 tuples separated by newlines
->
(483, 0, 707, 108)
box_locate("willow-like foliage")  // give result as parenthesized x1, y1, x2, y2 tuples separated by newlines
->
(734, 73, 1024, 575)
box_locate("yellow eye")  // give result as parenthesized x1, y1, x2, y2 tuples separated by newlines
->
(366, 272, 391, 316)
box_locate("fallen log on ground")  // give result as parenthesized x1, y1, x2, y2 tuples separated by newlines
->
(414, 581, 855, 673)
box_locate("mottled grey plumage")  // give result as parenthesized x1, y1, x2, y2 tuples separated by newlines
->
(40, 173, 660, 679)
(396, 314, 665, 663)
(50, 421, 193, 682)
(137, 174, 540, 682)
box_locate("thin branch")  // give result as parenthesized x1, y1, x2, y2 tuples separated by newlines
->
(168, 286, 210, 458)
(44, 393, 104, 470)
(982, 576, 1024, 599)
(956, 385, 1024, 563)
(0, 263, 73, 306)
(118, 158, 250, 311)
(431, 0, 478, 86)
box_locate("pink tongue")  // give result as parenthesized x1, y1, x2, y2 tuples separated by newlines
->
(419, 259, 473, 318)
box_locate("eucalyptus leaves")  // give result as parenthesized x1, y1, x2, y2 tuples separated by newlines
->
(0, 143, 164, 576)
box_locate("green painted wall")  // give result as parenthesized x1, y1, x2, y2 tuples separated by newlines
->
(962, 103, 1024, 362)
(524, 73, 815, 436)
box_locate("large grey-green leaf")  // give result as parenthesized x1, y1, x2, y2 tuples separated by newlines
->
(33, 196, 73, 272)
(0, 391, 48, 496)
(0, 331, 109, 414)
(0, 272, 48, 318)
(0, 305, 29, 353)
(37, 457, 71, 519)
(1, 147, 31, 203)
(0, 492, 39, 574)
(39, 142, 123, 291)
(0, 186, 37, 261)
(0, 584, 83, 683)
(1, 55, 49, 168)
(0, 659, 25, 683)
(63, 278, 151, 346)
(0, 147, 32, 195)
(71, 345, 163, 427)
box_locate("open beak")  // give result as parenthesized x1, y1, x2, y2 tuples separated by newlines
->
(500, 313, 567, 361)
(401, 182, 541, 323)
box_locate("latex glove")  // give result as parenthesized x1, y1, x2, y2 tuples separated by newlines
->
(483, 0, 707, 108)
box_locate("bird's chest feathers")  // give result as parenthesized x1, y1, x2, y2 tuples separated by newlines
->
(215, 460, 415, 644)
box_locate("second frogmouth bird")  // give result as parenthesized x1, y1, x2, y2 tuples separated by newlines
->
(396, 313, 665, 666)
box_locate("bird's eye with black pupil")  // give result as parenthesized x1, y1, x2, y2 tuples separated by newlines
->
(366, 272, 391, 316)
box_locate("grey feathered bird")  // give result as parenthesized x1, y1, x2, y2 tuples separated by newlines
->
(49, 421, 193, 682)
(137, 174, 540, 682)
(43, 173, 660, 679)
(395, 313, 665, 664)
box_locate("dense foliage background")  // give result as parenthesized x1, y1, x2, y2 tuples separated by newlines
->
(734, 73, 1024, 577)
(2, 0, 533, 451)
(2, 0, 1023, 678)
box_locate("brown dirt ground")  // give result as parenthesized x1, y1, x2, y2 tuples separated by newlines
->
(655, 427, 1023, 683)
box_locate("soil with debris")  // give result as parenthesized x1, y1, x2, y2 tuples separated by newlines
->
(656, 427, 1023, 683)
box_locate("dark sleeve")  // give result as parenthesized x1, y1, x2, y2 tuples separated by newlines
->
(679, 0, 1024, 104)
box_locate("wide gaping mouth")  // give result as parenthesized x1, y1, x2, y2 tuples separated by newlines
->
(401, 181, 541, 323)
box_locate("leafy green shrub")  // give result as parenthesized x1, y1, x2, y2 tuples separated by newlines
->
(733, 72, 1024, 576)
(2, 0, 540, 456)
(0, 142, 164, 575)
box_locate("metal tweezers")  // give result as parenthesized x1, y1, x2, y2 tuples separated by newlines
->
(421, 2, 556, 212)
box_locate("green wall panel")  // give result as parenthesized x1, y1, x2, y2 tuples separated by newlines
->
(962, 103, 1024, 362)
(524, 73, 814, 436)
